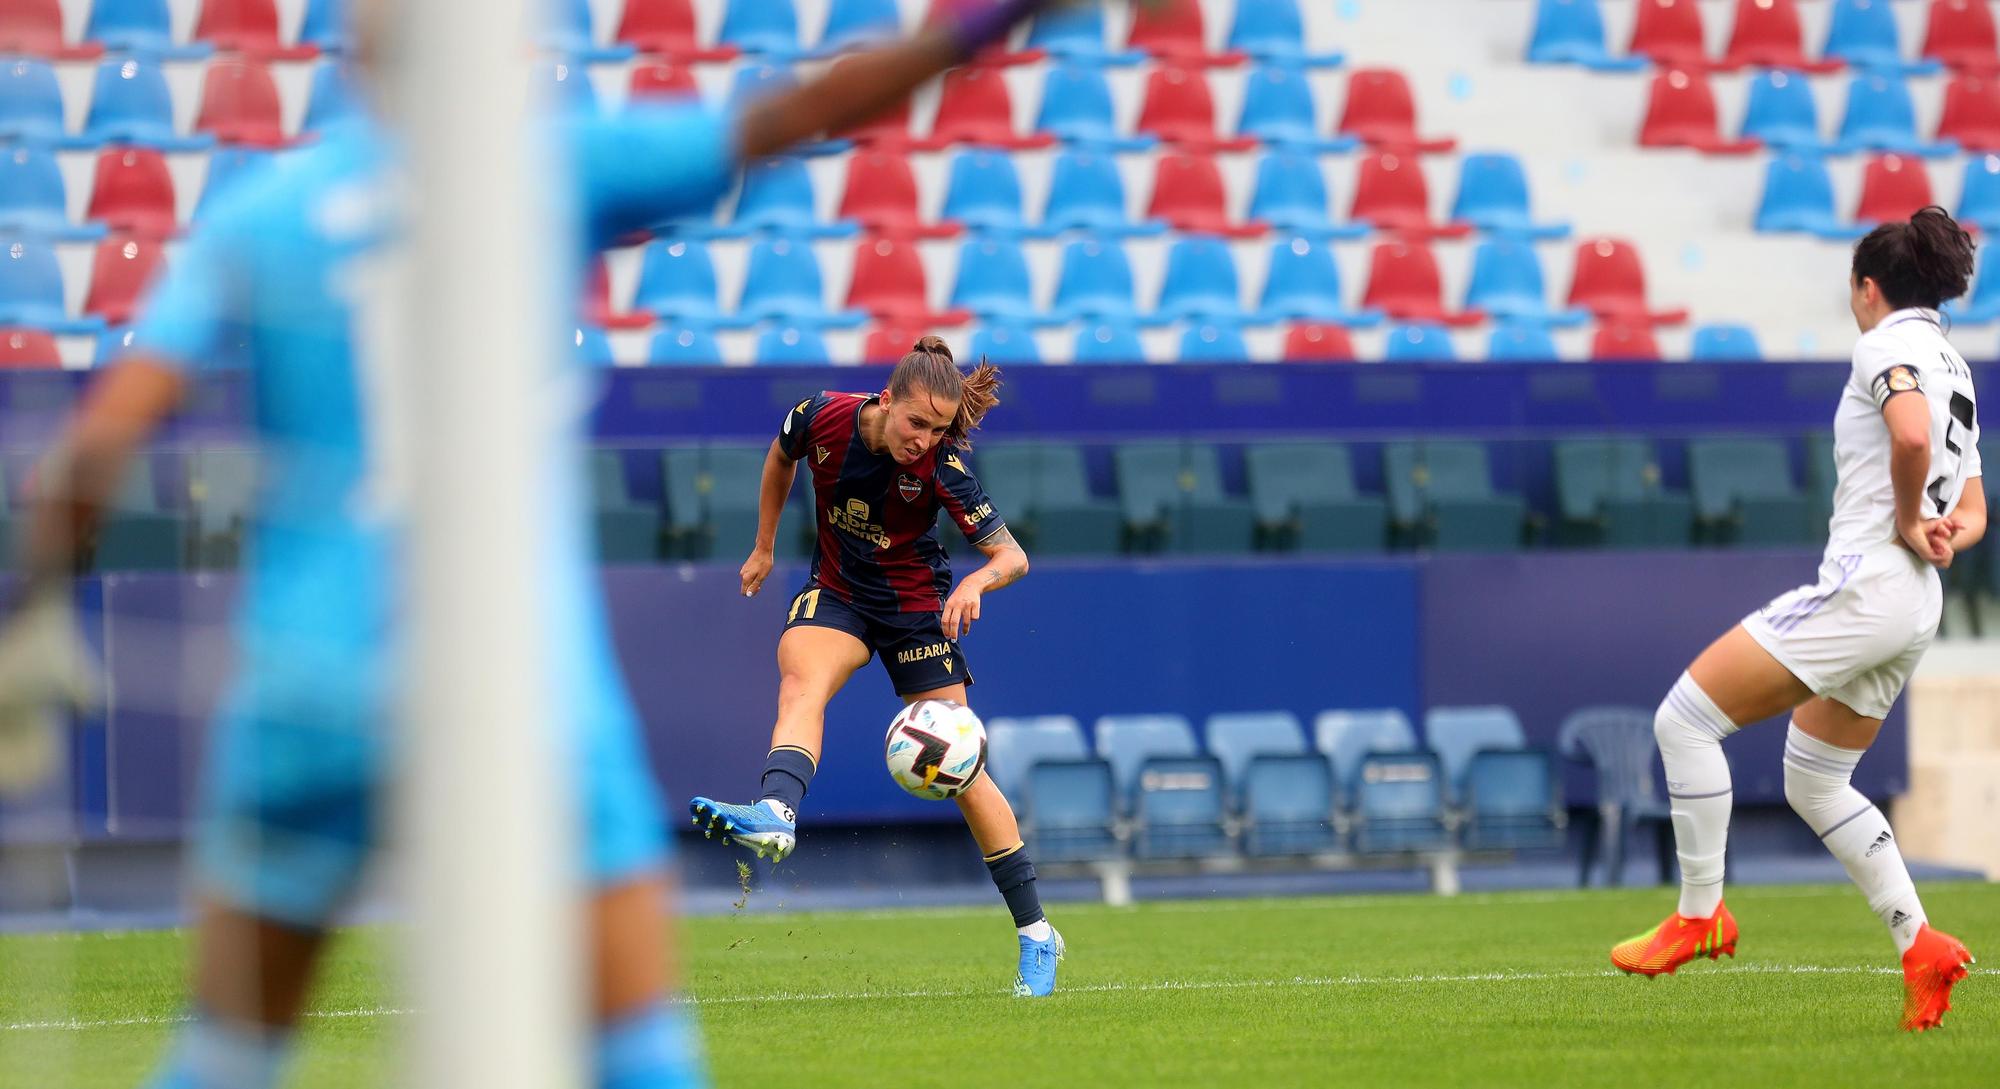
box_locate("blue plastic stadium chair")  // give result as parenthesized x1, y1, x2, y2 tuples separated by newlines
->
(1558, 706, 1675, 886)
(543, 0, 635, 61)
(818, 0, 903, 53)
(711, 158, 854, 239)
(985, 715, 1088, 798)
(1156, 237, 1246, 322)
(1425, 705, 1528, 802)
(1449, 152, 1571, 238)
(97, 325, 137, 366)
(1035, 64, 1157, 151)
(1463, 238, 1588, 326)
(968, 320, 1042, 364)
(303, 62, 361, 133)
(719, 0, 805, 58)
(1177, 323, 1251, 363)
(1525, 0, 1647, 71)
(1461, 749, 1564, 851)
(1236, 65, 1357, 153)
(1247, 152, 1369, 240)
(0, 147, 106, 241)
(1949, 244, 2000, 322)
(941, 150, 1048, 237)
(86, 0, 212, 58)
(1383, 322, 1457, 362)
(1486, 323, 1561, 362)
(1094, 713, 1199, 802)
(1052, 239, 1142, 322)
(538, 59, 599, 114)
(300, 0, 353, 53)
(726, 65, 850, 156)
(754, 324, 831, 364)
(1133, 755, 1232, 859)
(1205, 711, 1309, 796)
(0, 58, 93, 148)
(1957, 155, 2000, 233)
(1822, 0, 1941, 75)
(1071, 321, 1148, 364)
(950, 237, 1040, 322)
(634, 239, 737, 327)
(1689, 323, 1764, 361)
(1025, 5, 1143, 64)
(1257, 236, 1382, 326)
(1024, 759, 1121, 860)
(1755, 153, 1857, 238)
(1351, 751, 1449, 853)
(1242, 754, 1338, 856)
(84, 57, 215, 151)
(1042, 150, 1167, 236)
(1837, 72, 1957, 157)
(197, 147, 273, 219)
(1739, 69, 1831, 152)
(1314, 708, 1418, 794)
(1228, 0, 1344, 67)
(0, 239, 106, 335)
(648, 326, 723, 365)
(572, 326, 615, 367)
(737, 237, 867, 326)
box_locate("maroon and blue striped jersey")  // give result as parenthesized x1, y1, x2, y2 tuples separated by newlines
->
(778, 391, 1007, 613)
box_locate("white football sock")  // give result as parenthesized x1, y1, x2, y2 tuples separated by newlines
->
(1655, 672, 1739, 919)
(1783, 723, 1926, 954)
(1018, 919, 1052, 942)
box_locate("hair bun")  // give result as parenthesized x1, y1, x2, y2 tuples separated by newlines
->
(912, 334, 954, 362)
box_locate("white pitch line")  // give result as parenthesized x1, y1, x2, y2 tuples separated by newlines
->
(0, 964, 1911, 1032)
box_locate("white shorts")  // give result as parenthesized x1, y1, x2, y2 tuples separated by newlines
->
(1743, 547, 1942, 720)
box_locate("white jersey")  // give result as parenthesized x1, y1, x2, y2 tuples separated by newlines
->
(1826, 308, 1982, 557)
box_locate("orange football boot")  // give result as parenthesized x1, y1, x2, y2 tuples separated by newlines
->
(1611, 902, 1739, 976)
(1901, 924, 1974, 1032)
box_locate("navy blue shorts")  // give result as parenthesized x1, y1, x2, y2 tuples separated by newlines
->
(783, 582, 973, 695)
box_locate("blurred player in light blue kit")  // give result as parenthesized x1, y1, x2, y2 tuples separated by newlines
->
(0, 2, 1078, 1086)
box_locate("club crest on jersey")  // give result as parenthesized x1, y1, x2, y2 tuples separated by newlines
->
(1887, 366, 1920, 392)
(815, 445, 830, 464)
(897, 473, 923, 502)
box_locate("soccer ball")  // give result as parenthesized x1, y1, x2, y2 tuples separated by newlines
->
(884, 699, 987, 800)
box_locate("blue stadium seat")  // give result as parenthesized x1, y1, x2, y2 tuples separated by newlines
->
(1156, 237, 1246, 322)
(716, 158, 853, 238)
(0, 239, 105, 335)
(1822, 0, 1941, 75)
(543, 0, 635, 61)
(1177, 323, 1251, 362)
(1052, 239, 1142, 322)
(1, 58, 91, 148)
(818, 0, 902, 54)
(1241, 755, 1338, 856)
(1043, 150, 1167, 236)
(1247, 152, 1369, 239)
(1228, 0, 1344, 67)
(1258, 237, 1381, 325)
(197, 148, 273, 220)
(572, 326, 615, 367)
(969, 320, 1042, 363)
(1024, 5, 1143, 64)
(1739, 69, 1831, 152)
(1133, 755, 1231, 859)
(1837, 72, 1957, 156)
(1526, 0, 1648, 70)
(1463, 238, 1588, 325)
(1559, 706, 1675, 886)
(634, 239, 734, 326)
(1486, 323, 1561, 361)
(1689, 323, 1764, 360)
(1949, 243, 2000, 322)
(1383, 322, 1457, 362)
(718, 0, 804, 58)
(303, 62, 361, 133)
(738, 237, 866, 326)
(1957, 154, 2000, 232)
(1461, 750, 1564, 851)
(1314, 708, 1418, 792)
(941, 150, 1046, 237)
(950, 237, 1039, 322)
(1449, 152, 1571, 238)
(648, 326, 723, 365)
(85, 57, 215, 151)
(96, 325, 137, 366)
(1754, 153, 1853, 237)
(1425, 705, 1528, 801)
(1094, 713, 1199, 802)
(1071, 321, 1147, 363)
(985, 715, 1088, 797)
(1236, 65, 1357, 153)
(0, 147, 105, 241)
(300, 0, 352, 53)
(539, 59, 599, 114)
(754, 324, 831, 364)
(1351, 752, 1449, 853)
(1035, 64, 1156, 150)
(1023, 759, 1121, 860)
(1204, 711, 1309, 795)
(87, 0, 212, 58)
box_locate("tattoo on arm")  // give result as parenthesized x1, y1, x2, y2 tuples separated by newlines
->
(976, 527, 1028, 591)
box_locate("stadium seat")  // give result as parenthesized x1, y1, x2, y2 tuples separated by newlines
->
(738, 237, 866, 326)
(303, 62, 362, 133)
(1126, 0, 1245, 67)
(845, 235, 969, 325)
(1923, 0, 2000, 74)
(628, 58, 699, 102)
(616, 0, 738, 61)
(1462, 750, 1564, 851)
(1228, 0, 1343, 67)
(1339, 68, 1455, 153)
(971, 442, 1121, 554)
(1094, 713, 1201, 802)
(83, 235, 166, 327)
(196, 58, 289, 148)
(1382, 322, 1457, 362)
(1687, 437, 1815, 545)
(968, 320, 1041, 364)
(648, 326, 722, 365)
(196, 0, 319, 60)
(1148, 152, 1265, 238)
(1589, 321, 1662, 361)
(1363, 241, 1481, 326)
(0, 0, 100, 59)
(1526, 0, 1648, 70)
(1132, 754, 1232, 859)
(662, 446, 770, 558)
(1463, 238, 1588, 325)
(1283, 322, 1357, 361)
(1051, 239, 1141, 322)
(1689, 323, 1764, 361)
(1176, 323, 1251, 362)
(0, 147, 103, 241)
(0, 58, 88, 147)
(1236, 64, 1357, 153)
(721, 158, 852, 239)
(1853, 153, 1937, 226)
(930, 67, 1054, 149)
(1824, 0, 1941, 75)
(1260, 236, 1381, 326)
(1351, 751, 1449, 853)
(1959, 155, 2000, 231)
(1247, 153, 1369, 240)
(0, 238, 104, 335)
(1383, 441, 1528, 550)
(1023, 759, 1121, 860)
(1, 327, 61, 368)
(755, 325, 830, 365)
(584, 256, 649, 332)
(300, 0, 352, 53)
(817, 0, 903, 54)
(1035, 63, 1157, 151)
(195, 148, 272, 220)
(1755, 152, 1853, 236)
(1137, 65, 1256, 152)
(1721, 0, 1841, 72)
(588, 450, 658, 562)
(1024, 4, 1141, 64)
(1449, 152, 1571, 238)
(541, 58, 599, 114)
(1937, 75, 2000, 151)
(1839, 72, 1959, 155)
(96, 455, 187, 571)
(1951, 240, 2000, 321)
(1627, 0, 1709, 68)
(1156, 237, 1247, 322)
(985, 716, 1088, 796)
(1205, 712, 1310, 795)
(1553, 437, 1696, 547)
(1425, 706, 1528, 797)
(1559, 707, 1675, 886)
(941, 150, 1043, 236)
(1071, 321, 1148, 363)
(1639, 69, 1761, 153)
(1241, 754, 1338, 856)
(717, 0, 804, 58)
(1567, 238, 1689, 324)
(951, 237, 1039, 322)
(1740, 69, 1833, 152)
(1113, 442, 1256, 553)
(1314, 708, 1419, 792)
(87, 0, 211, 58)
(1486, 322, 1560, 362)
(1350, 152, 1470, 239)
(633, 239, 732, 326)
(85, 57, 216, 151)
(838, 150, 959, 239)
(1043, 149, 1167, 236)
(1244, 442, 1389, 552)
(860, 323, 929, 364)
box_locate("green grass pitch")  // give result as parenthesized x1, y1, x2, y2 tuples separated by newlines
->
(3, 882, 1994, 1088)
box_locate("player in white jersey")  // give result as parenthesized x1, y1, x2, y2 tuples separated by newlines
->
(1609, 208, 1985, 1031)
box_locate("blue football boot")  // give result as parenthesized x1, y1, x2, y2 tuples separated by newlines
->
(1013, 926, 1065, 997)
(689, 797, 796, 862)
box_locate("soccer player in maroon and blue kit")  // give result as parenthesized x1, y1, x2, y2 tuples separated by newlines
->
(688, 337, 1061, 996)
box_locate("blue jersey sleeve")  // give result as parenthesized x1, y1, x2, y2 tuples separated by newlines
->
(125, 193, 251, 370)
(570, 105, 738, 249)
(936, 446, 1007, 545)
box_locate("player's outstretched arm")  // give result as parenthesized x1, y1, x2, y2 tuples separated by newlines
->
(741, 439, 800, 598)
(940, 527, 1028, 641)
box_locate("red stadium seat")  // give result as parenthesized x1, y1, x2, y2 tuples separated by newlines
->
(1923, 0, 2000, 74)
(196, 58, 288, 148)
(1854, 153, 1937, 225)
(0, 0, 101, 58)
(195, 0, 318, 60)
(1639, 68, 1760, 153)
(1720, 0, 1840, 73)
(83, 235, 166, 327)
(1350, 152, 1471, 239)
(628, 59, 698, 101)
(616, 0, 740, 61)
(1126, 0, 1246, 66)
(845, 236, 972, 325)
(838, 150, 961, 239)
(861, 323, 934, 364)
(1937, 74, 2000, 151)
(1362, 240, 1482, 326)
(1627, 0, 1710, 68)
(1338, 69, 1456, 152)
(86, 148, 177, 239)
(1136, 65, 1257, 152)
(1147, 151, 1267, 238)
(1566, 238, 1688, 325)
(0, 327, 62, 368)
(587, 256, 653, 331)
(1284, 322, 1357, 361)
(927, 67, 1054, 149)
(1590, 320, 1662, 361)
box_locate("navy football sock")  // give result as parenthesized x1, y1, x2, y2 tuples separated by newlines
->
(984, 843, 1045, 928)
(757, 746, 816, 814)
